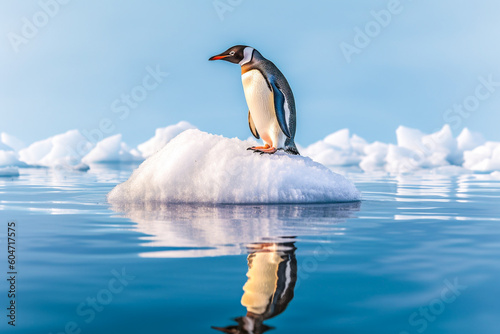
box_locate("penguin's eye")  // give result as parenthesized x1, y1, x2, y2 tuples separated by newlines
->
(229, 51, 235, 56)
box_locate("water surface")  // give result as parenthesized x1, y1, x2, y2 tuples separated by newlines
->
(1, 166, 499, 333)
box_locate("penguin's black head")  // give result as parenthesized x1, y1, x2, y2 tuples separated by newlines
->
(209, 45, 252, 65)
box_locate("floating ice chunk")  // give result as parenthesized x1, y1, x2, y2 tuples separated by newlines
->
(457, 128, 486, 151)
(137, 121, 196, 158)
(18, 129, 92, 168)
(351, 134, 368, 154)
(323, 128, 351, 149)
(0, 166, 19, 177)
(384, 144, 422, 173)
(108, 129, 361, 204)
(82, 134, 142, 164)
(1, 133, 25, 152)
(0, 134, 25, 167)
(0, 151, 24, 167)
(397, 125, 459, 166)
(306, 125, 470, 173)
(463, 142, 500, 171)
(423, 125, 461, 165)
(359, 141, 389, 171)
(373, 125, 464, 172)
(303, 129, 366, 166)
(396, 126, 425, 152)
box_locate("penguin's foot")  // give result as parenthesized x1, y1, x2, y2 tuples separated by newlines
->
(247, 144, 270, 151)
(255, 147, 278, 155)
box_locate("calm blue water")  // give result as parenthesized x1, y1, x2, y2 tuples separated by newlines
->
(1, 166, 499, 334)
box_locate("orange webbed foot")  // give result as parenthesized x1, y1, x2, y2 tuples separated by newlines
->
(255, 146, 278, 155)
(247, 144, 270, 151)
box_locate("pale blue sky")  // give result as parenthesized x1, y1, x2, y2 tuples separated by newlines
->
(1, 0, 500, 147)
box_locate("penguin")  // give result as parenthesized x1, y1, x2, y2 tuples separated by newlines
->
(209, 45, 300, 155)
(212, 241, 297, 334)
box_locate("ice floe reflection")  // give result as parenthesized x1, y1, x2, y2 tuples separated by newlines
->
(109, 202, 360, 258)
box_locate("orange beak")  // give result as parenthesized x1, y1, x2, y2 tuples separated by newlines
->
(209, 54, 229, 61)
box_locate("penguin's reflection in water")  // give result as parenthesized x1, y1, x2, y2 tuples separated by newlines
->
(213, 240, 297, 334)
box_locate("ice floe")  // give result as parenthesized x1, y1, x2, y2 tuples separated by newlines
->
(0, 133, 25, 167)
(0, 166, 19, 177)
(3, 122, 500, 173)
(18, 130, 92, 169)
(137, 121, 196, 158)
(463, 142, 500, 172)
(305, 125, 500, 173)
(82, 134, 142, 164)
(108, 129, 361, 204)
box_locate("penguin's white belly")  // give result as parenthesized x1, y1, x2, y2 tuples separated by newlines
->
(241, 70, 283, 147)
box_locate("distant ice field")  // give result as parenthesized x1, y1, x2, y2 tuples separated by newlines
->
(1, 122, 499, 174)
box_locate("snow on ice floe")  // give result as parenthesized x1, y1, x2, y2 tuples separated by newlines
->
(137, 121, 196, 158)
(82, 134, 142, 164)
(107, 129, 361, 204)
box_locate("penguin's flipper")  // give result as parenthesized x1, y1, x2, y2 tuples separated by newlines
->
(269, 76, 292, 139)
(248, 110, 260, 139)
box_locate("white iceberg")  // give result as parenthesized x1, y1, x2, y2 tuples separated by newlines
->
(463, 142, 500, 171)
(0, 133, 25, 167)
(304, 124, 499, 173)
(4, 121, 499, 174)
(18, 129, 92, 169)
(108, 129, 361, 204)
(82, 134, 142, 164)
(0, 166, 19, 177)
(302, 129, 366, 166)
(457, 128, 485, 152)
(359, 141, 389, 171)
(1, 132, 25, 152)
(394, 125, 460, 169)
(137, 121, 196, 158)
(0, 150, 23, 167)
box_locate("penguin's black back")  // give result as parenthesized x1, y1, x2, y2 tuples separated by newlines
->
(241, 50, 298, 154)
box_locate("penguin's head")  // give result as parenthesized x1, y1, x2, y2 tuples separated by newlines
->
(209, 45, 254, 65)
